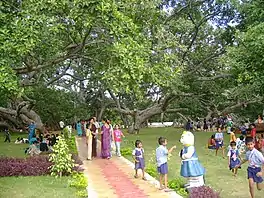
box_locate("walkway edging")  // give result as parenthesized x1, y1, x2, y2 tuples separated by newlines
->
(75, 137, 98, 198)
(111, 151, 183, 198)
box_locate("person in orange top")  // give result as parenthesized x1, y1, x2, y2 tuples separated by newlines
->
(230, 128, 237, 143)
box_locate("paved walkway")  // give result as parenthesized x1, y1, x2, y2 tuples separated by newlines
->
(76, 137, 173, 198)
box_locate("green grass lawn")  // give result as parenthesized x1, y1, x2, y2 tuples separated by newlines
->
(122, 127, 263, 198)
(0, 132, 78, 198)
(0, 133, 28, 158)
(0, 176, 77, 198)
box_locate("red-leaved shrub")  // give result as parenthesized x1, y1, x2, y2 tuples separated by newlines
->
(0, 156, 52, 177)
(189, 186, 220, 198)
(0, 153, 84, 177)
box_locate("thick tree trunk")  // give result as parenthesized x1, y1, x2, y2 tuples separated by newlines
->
(120, 114, 133, 128)
(97, 105, 107, 121)
(205, 110, 214, 120)
(109, 89, 189, 134)
(0, 104, 44, 131)
(127, 104, 166, 134)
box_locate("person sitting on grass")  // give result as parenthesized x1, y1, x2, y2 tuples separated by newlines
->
(215, 127, 225, 158)
(208, 134, 216, 149)
(50, 134, 56, 146)
(28, 141, 41, 156)
(15, 137, 23, 144)
(236, 137, 264, 198)
(156, 137, 177, 192)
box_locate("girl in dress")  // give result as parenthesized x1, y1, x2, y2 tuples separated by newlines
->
(113, 124, 125, 157)
(215, 127, 225, 158)
(227, 141, 241, 177)
(132, 140, 146, 180)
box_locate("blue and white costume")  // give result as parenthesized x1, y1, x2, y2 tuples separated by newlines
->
(179, 131, 205, 188)
(180, 146, 205, 177)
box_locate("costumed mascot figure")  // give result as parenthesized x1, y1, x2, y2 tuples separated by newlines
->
(179, 131, 205, 189)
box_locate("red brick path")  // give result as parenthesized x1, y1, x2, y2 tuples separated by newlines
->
(76, 136, 171, 198)
(97, 159, 148, 198)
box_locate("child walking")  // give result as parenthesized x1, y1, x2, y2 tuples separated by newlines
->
(227, 141, 241, 177)
(215, 127, 225, 158)
(4, 127, 11, 143)
(156, 137, 176, 192)
(113, 124, 125, 157)
(237, 137, 264, 198)
(132, 140, 146, 180)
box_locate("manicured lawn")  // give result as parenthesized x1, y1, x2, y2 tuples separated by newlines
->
(0, 132, 79, 198)
(0, 133, 28, 158)
(122, 127, 263, 198)
(0, 176, 77, 198)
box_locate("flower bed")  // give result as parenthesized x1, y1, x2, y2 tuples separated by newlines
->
(0, 156, 52, 176)
(0, 137, 83, 177)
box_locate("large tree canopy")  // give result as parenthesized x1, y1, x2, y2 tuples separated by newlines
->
(0, 0, 263, 132)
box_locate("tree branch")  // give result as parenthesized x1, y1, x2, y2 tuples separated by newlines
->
(197, 74, 232, 81)
(220, 99, 262, 115)
(46, 64, 71, 86)
(166, 108, 188, 113)
(14, 54, 77, 74)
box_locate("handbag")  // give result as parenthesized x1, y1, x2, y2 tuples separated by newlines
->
(111, 141, 116, 151)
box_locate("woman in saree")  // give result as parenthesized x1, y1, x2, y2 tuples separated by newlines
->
(86, 118, 97, 160)
(28, 122, 36, 141)
(101, 118, 112, 159)
(76, 121, 82, 136)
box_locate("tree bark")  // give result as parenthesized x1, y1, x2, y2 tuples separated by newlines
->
(126, 105, 186, 133)
(0, 104, 43, 131)
(109, 90, 191, 133)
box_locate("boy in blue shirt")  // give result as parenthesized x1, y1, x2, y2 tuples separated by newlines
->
(156, 137, 176, 192)
(237, 137, 264, 198)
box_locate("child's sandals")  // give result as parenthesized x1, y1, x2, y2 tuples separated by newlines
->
(134, 175, 138, 178)
(164, 188, 173, 192)
(142, 177, 147, 181)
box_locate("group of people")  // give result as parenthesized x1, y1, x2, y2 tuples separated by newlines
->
(186, 115, 234, 132)
(208, 124, 264, 155)
(131, 137, 177, 192)
(206, 123, 264, 198)
(76, 117, 125, 160)
(25, 132, 61, 156)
